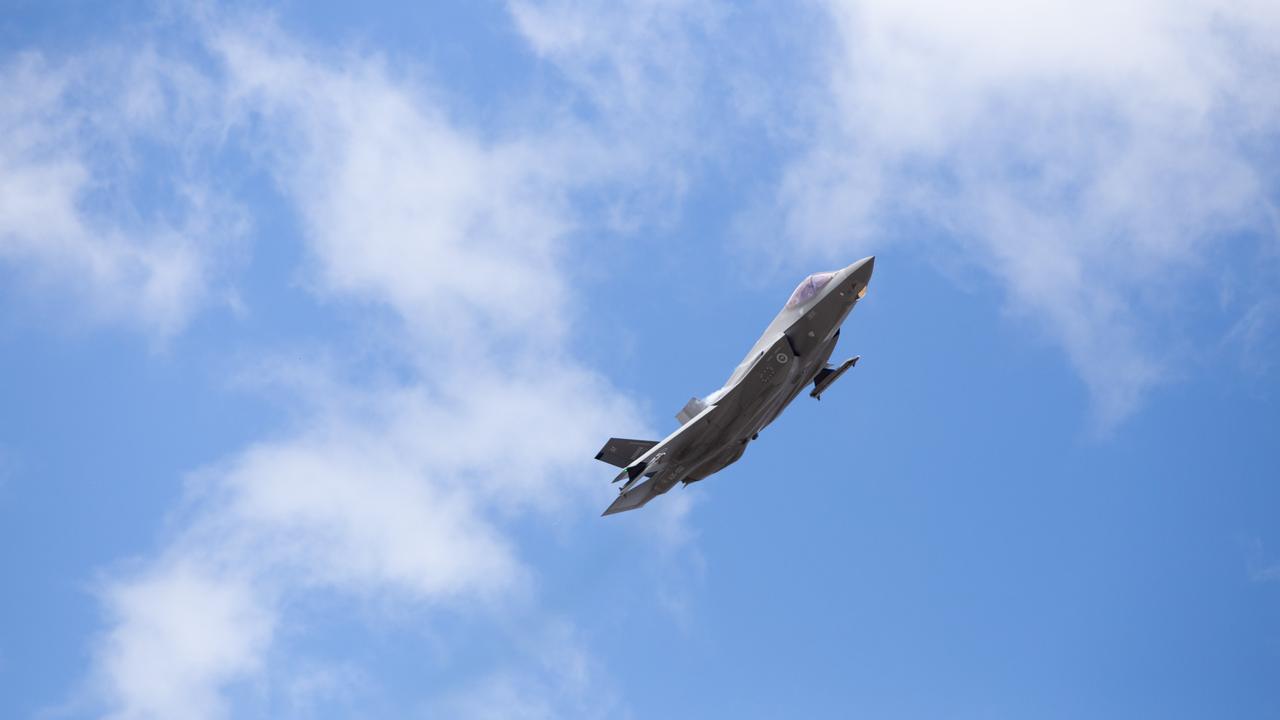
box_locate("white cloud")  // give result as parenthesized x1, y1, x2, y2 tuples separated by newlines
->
(426, 620, 626, 720)
(72, 15, 668, 719)
(94, 561, 272, 720)
(1225, 297, 1280, 378)
(508, 0, 761, 231)
(213, 26, 575, 345)
(510, 0, 717, 123)
(0, 51, 239, 338)
(777, 0, 1280, 427)
(50, 2, 1277, 715)
(201, 412, 523, 599)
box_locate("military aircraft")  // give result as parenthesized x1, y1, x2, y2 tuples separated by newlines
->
(596, 256, 875, 515)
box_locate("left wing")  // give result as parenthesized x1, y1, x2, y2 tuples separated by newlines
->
(601, 476, 660, 515)
(600, 334, 796, 516)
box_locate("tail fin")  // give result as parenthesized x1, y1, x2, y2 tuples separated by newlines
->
(675, 397, 707, 425)
(594, 438, 658, 469)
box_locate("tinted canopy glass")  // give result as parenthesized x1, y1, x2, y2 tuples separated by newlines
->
(785, 272, 836, 308)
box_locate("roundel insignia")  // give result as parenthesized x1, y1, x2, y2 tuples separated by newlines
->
(776, 352, 789, 364)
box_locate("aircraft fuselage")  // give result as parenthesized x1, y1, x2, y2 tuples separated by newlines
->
(598, 256, 875, 515)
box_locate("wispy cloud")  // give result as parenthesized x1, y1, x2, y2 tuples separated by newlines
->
(93, 561, 272, 720)
(508, 0, 802, 231)
(0, 50, 242, 339)
(1244, 537, 1280, 584)
(13, 2, 1272, 716)
(425, 620, 627, 720)
(1225, 298, 1280, 380)
(29, 13, 679, 718)
(775, 0, 1280, 428)
(1253, 565, 1280, 583)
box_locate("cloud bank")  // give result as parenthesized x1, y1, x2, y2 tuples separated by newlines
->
(2, 1, 1277, 717)
(18, 15, 660, 720)
(0, 50, 236, 337)
(781, 0, 1280, 426)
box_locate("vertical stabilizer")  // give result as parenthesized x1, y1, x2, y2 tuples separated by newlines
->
(675, 397, 707, 425)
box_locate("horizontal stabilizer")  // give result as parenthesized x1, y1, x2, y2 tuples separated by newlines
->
(595, 438, 658, 469)
(602, 478, 659, 516)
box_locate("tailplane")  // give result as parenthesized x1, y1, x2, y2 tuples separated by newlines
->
(594, 438, 658, 469)
(602, 477, 659, 516)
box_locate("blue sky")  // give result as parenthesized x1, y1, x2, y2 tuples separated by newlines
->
(2, 2, 1279, 718)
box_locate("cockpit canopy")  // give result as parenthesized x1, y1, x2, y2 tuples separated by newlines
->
(785, 272, 837, 309)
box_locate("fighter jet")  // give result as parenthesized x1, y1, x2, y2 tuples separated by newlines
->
(596, 256, 875, 515)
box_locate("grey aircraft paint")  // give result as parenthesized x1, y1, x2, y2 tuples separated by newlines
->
(596, 256, 875, 515)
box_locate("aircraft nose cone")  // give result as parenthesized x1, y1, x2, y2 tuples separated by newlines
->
(847, 255, 874, 283)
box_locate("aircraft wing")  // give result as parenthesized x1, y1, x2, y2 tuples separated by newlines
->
(601, 476, 661, 515)
(602, 403, 720, 516)
(601, 335, 795, 517)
